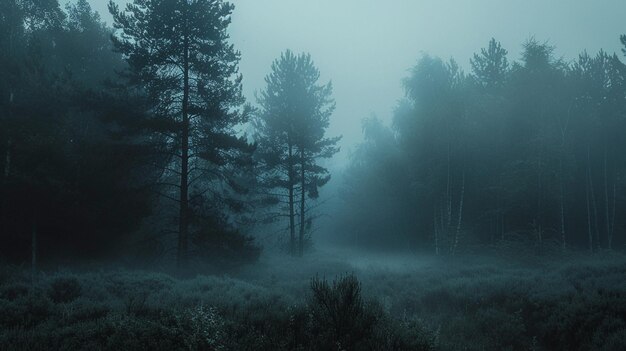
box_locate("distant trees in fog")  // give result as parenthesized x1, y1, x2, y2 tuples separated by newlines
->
(338, 38, 626, 253)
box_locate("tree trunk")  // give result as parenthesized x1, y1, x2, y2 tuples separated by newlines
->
(536, 155, 543, 247)
(586, 169, 593, 253)
(610, 182, 616, 250)
(446, 143, 452, 229)
(298, 149, 305, 257)
(434, 205, 439, 255)
(451, 170, 465, 255)
(1, 139, 10, 233)
(177, 29, 191, 271)
(501, 214, 505, 241)
(439, 200, 446, 249)
(3, 139, 9, 180)
(288, 144, 295, 255)
(499, 175, 505, 241)
(603, 146, 611, 250)
(31, 218, 37, 287)
(495, 188, 500, 244)
(588, 148, 600, 250)
(559, 158, 566, 250)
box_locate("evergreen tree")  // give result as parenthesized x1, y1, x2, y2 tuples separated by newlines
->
(109, 0, 252, 269)
(336, 37, 626, 253)
(0, 0, 164, 264)
(255, 50, 339, 255)
(470, 38, 509, 90)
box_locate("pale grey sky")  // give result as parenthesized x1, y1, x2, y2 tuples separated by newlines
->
(87, 0, 626, 166)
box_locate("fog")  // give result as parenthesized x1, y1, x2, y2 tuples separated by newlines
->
(95, 0, 626, 165)
(3, 1, 626, 349)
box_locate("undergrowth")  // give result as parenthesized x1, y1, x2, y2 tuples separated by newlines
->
(0, 252, 625, 350)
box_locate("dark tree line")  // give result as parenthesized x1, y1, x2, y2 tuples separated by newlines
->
(0, 0, 338, 270)
(338, 38, 626, 254)
(0, 0, 161, 264)
(7, 0, 621, 267)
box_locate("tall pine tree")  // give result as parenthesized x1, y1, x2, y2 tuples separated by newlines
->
(255, 50, 339, 255)
(109, 0, 251, 269)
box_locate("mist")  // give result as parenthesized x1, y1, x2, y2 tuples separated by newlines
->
(92, 0, 626, 165)
(2, 0, 626, 350)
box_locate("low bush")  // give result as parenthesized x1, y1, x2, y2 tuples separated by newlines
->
(0, 253, 625, 350)
(308, 274, 377, 350)
(48, 277, 81, 303)
(0, 283, 29, 301)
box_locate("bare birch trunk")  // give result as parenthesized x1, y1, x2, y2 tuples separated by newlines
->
(446, 143, 452, 229)
(177, 29, 191, 272)
(603, 146, 611, 250)
(536, 155, 543, 248)
(588, 148, 600, 250)
(559, 158, 566, 250)
(452, 170, 465, 256)
(586, 170, 593, 253)
(434, 205, 439, 255)
(288, 144, 295, 255)
(610, 182, 616, 250)
(299, 149, 305, 257)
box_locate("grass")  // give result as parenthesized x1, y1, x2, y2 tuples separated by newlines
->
(1, 249, 626, 350)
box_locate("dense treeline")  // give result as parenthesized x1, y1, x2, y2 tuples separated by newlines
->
(338, 38, 626, 253)
(0, 0, 163, 263)
(3, 0, 626, 271)
(0, 0, 257, 268)
(0, 0, 340, 270)
(4, 1, 626, 350)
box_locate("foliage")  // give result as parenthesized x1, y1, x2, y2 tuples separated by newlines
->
(254, 50, 340, 255)
(0, 263, 439, 350)
(337, 37, 626, 253)
(48, 277, 82, 303)
(308, 274, 376, 349)
(2, 253, 624, 350)
(108, 0, 255, 268)
(0, 0, 162, 262)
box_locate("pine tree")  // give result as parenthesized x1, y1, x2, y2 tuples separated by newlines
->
(255, 50, 339, 255)
(470, 38, 509, 89)
(109, 0, 251, 269)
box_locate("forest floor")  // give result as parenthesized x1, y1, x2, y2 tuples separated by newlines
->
(1, 247, 626, 350)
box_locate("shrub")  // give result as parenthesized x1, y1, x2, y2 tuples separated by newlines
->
(0, 283, 29, 301)
(0, 292, 54, 329)
(307, 274, 434, 351)
(309, 274, 375, 349)
(125, 290, 149, 316)
(175, 305, 225, 350)
(48, 277, 82, 303)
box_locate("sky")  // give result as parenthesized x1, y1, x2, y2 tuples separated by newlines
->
(87, 0, 626, 166)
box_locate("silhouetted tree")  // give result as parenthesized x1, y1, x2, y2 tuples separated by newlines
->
(109, 0, 252, 269)
(255, 50, 339, 255)
(470, 38, 509, 90)
(0, 0, 163, 266)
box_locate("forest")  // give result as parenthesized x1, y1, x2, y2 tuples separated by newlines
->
(1, 0, 626, 350)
